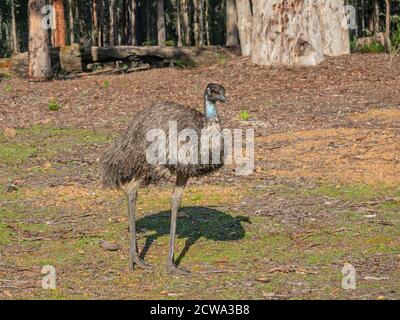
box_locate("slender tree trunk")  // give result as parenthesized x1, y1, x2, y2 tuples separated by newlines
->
(318, 0, 350, 56)
(205, 0, 210, 45)
(182, 0, 190, 46)
(157, 0, 166, 46)
(361, 0, 365, 34)
(236, 0, 252, 56)
(199, 0, 205, 46)
(11, 0, 19, 53)
(68, 0, 75, 44)
(109, 0, 116, 45)
(251, 0, 324, 67)
(92, 0, 98, 44)
(226, 0, 239, 47)
(98, 0, 104, 46)
(385, 0, 391, 51)
(177, 0, 183, 47)
(373, 0, 380, 34)
(53, 0, 67, 47)
(193, 0, 200, 46)
(130, 0, 137, 45)
(28, 0, 52, 80)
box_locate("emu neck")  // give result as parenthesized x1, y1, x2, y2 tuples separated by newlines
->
(204, 96, 218, 121)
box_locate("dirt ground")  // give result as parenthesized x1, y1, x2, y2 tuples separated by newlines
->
(0, 53, 399, 299)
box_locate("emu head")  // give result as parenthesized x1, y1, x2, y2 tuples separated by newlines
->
(204, 83, 227, 103)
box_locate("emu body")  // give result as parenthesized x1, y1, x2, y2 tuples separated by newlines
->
(102, 83, 227, 275)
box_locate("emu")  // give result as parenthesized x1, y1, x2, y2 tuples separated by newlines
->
(102, 83, 227, 275)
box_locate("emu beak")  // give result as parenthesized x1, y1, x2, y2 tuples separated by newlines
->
(220, 95, 227, 103)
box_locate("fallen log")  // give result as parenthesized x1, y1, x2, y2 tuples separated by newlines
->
(3, 45, 232, 77)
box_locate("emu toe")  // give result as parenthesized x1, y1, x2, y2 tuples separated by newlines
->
(130, 255, 154, 271)
(166, 264, 191, 276)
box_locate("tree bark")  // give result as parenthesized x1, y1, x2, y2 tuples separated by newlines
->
(199, 0, 205, 47)
(109, 0, 116, 46)
(68, 0, 75, 44)
(373, 0, 380, 34)
(318, 0, 350, 56)
(130, 0, 137, 45)
(28, 0, 52, 80)
(92, 0, 98, 45)
(226, 0, 239, 47)
(53, 0, 67, 47)
(205, 0, 210, 45)
(193, 0, 200, 46)
(236, 0, 252, 56)
(182, 0, 190, 46)
(11, 0, 19, 53)
(384, 0, 391, 51)
(177, 0, 183, 47)
(251, 0, 324, 67)
(157, 0, 166, 46)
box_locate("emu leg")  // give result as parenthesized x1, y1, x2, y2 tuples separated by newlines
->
(126, 180, 153, 271)
(166, 175, 190, 276)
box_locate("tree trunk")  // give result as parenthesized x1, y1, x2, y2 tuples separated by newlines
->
(205, 0, 210, 45)
(130, 0, 137, 45)
(98, 0, 104, 46)
(109, 0, 116, 46)
(251, 0, 324, 67)
(226, 0, 239, 47)
(384, 0, 391, 51)
(11, 45, 232, 75)
(236, 0, 252, 56)
(157, 0, 166, 46)
(28, 0, 52, 80)
(53, 0, 67, 47)
(318, 0, 349, 56)
(92, 0, 98, 45)
(177, 0, 183, 47)
(182, 0, 190, 46)
(11, 0, 19, 53)
(373, 0, 380, 34)
(193, 0, 200, 46)
(68, 0, 75, 44)
(199, 0, 205, 47)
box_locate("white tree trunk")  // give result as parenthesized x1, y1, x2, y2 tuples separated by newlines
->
(318, 0, 350, 56)
(236, 0, 252, 56)
(250, 0, 324, 67)
(28, 0, 52, 80)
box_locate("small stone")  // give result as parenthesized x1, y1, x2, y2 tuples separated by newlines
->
(3, 127, 17, 139)
(99, 240, 120, 251)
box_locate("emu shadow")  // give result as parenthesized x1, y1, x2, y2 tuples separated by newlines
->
(136, 207, 250, 266)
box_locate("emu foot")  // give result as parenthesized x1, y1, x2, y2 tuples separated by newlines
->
(130, 254, 154, 271)
(166, 263, 191, 276)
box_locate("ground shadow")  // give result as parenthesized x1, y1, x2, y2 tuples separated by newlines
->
(136, 206, 250, 266)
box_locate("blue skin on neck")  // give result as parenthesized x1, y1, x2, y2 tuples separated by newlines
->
(205, 97, 218, 119)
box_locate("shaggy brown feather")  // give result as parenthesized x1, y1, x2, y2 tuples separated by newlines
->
(101, 101, 224, 189)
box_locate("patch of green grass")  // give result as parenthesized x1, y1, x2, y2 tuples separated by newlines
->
(358, 42, 385, 54)
(103, 80, 110, 88)
(239, 109, 250, 121)
(3, 83, 12, 92)
(0, 143, 38, 165)
(0, 222, 11, 244)
(304, 183, 399, 202)
(48, 101, 61, 111)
